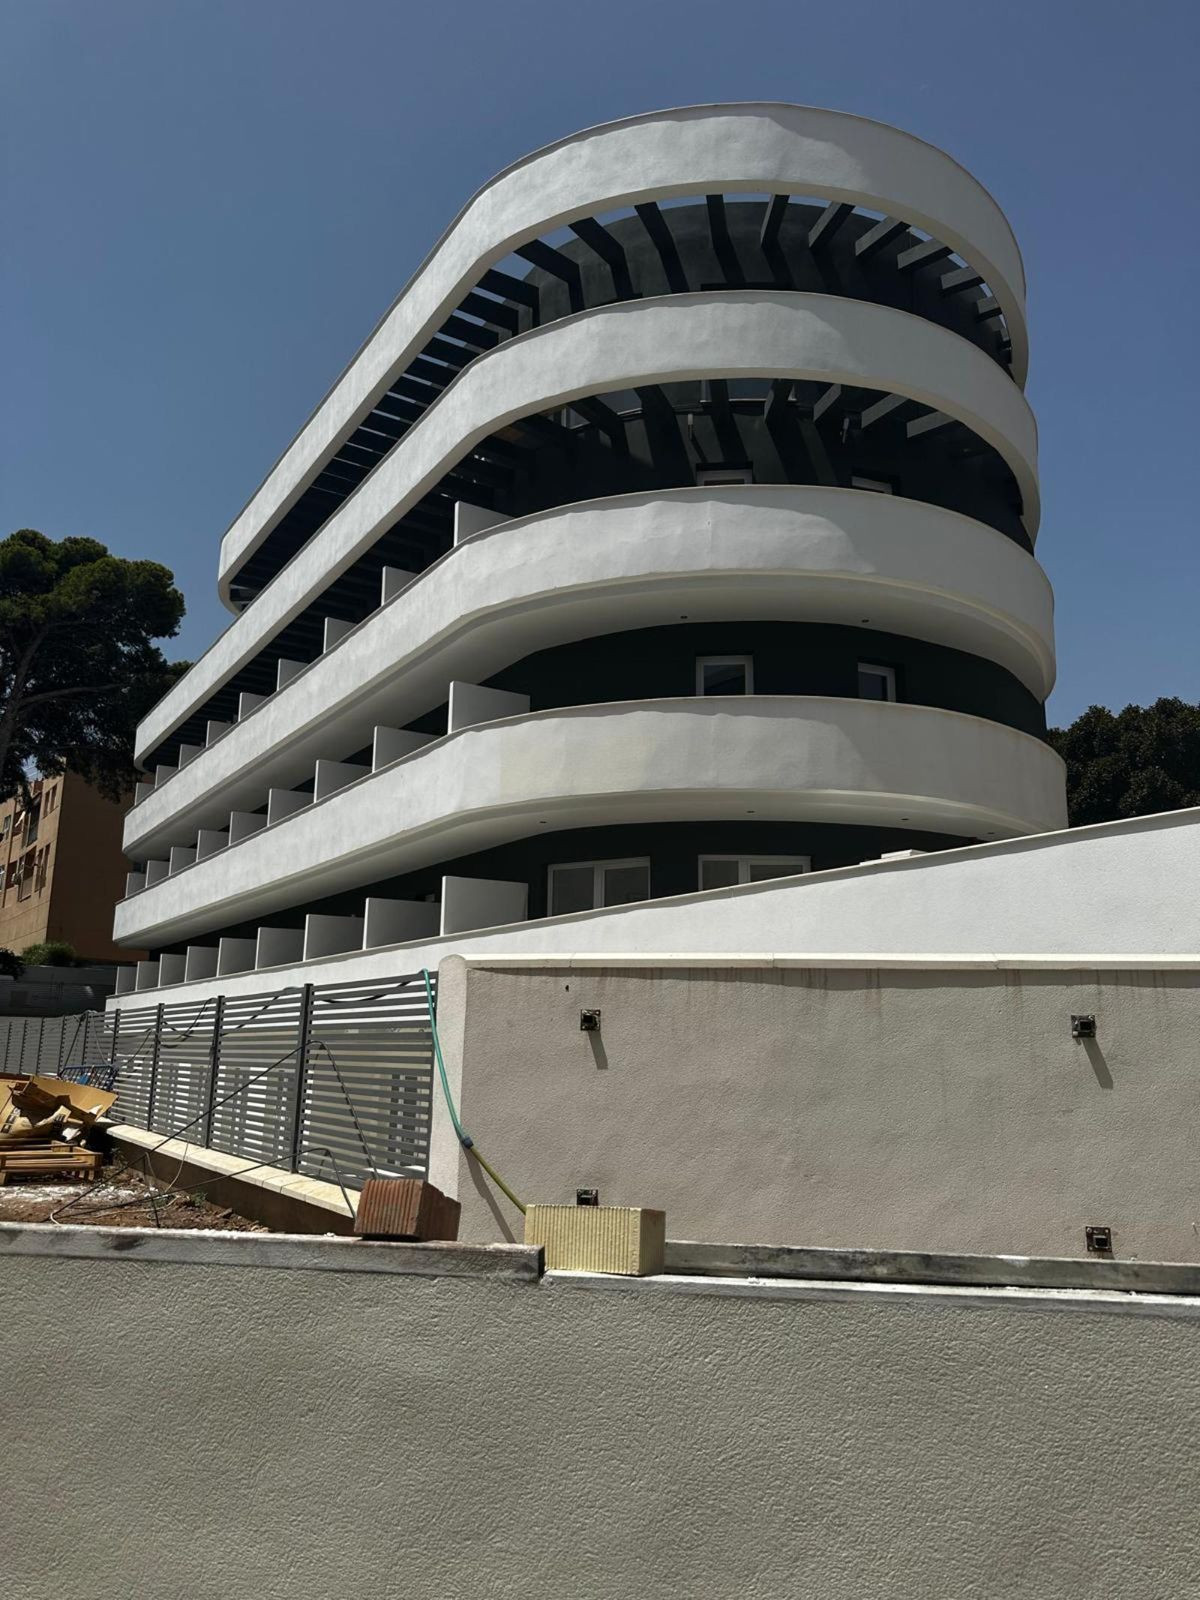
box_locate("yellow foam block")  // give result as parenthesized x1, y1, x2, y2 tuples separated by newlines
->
(524, 1203, 666, 1276)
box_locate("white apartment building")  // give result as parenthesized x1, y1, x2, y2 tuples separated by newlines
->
(113, 102, 1067, 995)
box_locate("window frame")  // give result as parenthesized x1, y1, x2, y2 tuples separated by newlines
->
(857, 661, 897, 702)
(695, 655, 754, 696)
(696, 464, 754, 487)
(16, 850, 36, 901)
(698, 854, 811, 890)
(547, 856, 652, 917)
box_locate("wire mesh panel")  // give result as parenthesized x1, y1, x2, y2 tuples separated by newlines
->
(56, 1012, 118, 1089)
(210, 987, 304, 1168)
(299, 973, 434, 1189)
(108, 1005, 160, 1127)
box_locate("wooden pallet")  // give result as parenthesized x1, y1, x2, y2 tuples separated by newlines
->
(0, 1142, 101, 1184)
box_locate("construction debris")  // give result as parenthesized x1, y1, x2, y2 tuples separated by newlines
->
(5, 1073, 116, 1132)
(355, 1177, 461, 1241)
(0, 1140, 101, 1185)
(0, 1069, 112, 1183)
(524, 1204, 667, 1275)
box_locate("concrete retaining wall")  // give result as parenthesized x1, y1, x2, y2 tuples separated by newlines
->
(437, 960, 1200, 1260)
(3, 1224, 1197, 1600)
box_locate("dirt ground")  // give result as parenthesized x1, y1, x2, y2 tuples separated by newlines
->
(0, 1159, 267, 1231)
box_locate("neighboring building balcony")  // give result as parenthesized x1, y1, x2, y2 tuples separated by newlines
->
(134, 291, 1039, 769)
(121, 485, 1056, 859)
(216, 101, 1029, 607)
(113, 696, 1067, 950)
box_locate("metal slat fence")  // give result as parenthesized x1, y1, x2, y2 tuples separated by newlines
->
(1, 970, 436, 1189)
(0, 1010, 110, 1079)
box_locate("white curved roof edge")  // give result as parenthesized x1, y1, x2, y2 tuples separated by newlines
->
(135, 481, 1053, 772)
(216, 101, 1030, 603)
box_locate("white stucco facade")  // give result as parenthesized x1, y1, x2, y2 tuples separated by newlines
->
(216, 101, 1030, 602)
(115, 102, 1070, 996)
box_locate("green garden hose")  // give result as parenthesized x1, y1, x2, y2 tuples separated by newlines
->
(422, 967, 526, 1216)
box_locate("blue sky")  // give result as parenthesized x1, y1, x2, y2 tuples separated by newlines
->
(4, 0, 1197, 724)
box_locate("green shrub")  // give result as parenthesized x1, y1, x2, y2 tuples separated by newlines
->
(0, 948, 23, 978)
(19, 939, 78, 967)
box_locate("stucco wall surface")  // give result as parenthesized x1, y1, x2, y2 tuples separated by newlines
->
(127, 485, 1055, 853)
(5, 1239, 1198, 1600)
(444, 963, 1200, 1261)
(115, 696, 1066, 948)
(109, 810, 1200, 1009)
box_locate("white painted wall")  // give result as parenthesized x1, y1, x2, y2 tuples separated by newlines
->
(109, 811, 1199, 1010)
(453, 500, 507, 544)
(127, 486, 1055, 854)
(438, 959, 1200, 1260)
(446, 680, 530, 732)
(140, 290, 1038, 763)
(115, 697, 1066, 947)
(6, 1233, 1198, 1600)
(440, 875, 528, 936)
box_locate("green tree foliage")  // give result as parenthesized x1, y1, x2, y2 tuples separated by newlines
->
(19, 939, 77, 967)
(1048, 698, 1200, 826)
(0, 529, 185, 801)
(0, 948, 23, 979)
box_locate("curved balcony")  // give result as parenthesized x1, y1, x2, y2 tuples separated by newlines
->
(115, 696, 1067, 948)
(219, 101, 1029, 605)
(139, 291, 1039, 762)
(124, 484, 1055, 855)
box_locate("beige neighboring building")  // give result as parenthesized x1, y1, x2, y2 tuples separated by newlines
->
(0, 772, 141, 963)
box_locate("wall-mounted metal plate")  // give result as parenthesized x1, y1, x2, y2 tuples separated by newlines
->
(1086, 1225, 1113, 1255)
(580, 1008, 601, 1032)
(1071, 1014, 1097, 1039)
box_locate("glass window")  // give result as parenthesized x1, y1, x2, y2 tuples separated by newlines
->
(548, 865, 594, 917)
(602, 862, 650, 906)
(851, 475, 895, 494)
(699, 858, 741, 891)
(697, 465, 753, 486)
(700, 856, 810, 890)
(696, 656, 753, 696)
(549, 859, 651, 916)
(857, 662, 897, 702)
